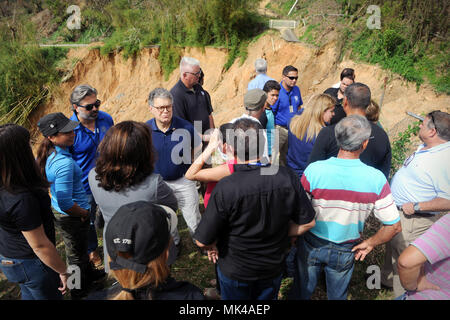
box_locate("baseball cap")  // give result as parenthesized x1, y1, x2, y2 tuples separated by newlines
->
(37, 112, 79, 137)
(105, 201, 171, 274)
(244, 89, 267, 111)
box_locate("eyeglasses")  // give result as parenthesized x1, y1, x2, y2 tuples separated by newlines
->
(285, 76, 298, 80)
(153, 105, 172, 112)
(77, 100, 101, 111)
(186, 71, 201, 77)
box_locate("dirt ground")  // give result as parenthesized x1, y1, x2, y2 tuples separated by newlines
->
(28, 32, 449, 144)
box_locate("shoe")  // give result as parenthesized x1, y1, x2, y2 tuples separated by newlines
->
(89, 250, 102, 268)
(70, 288, 88, 300)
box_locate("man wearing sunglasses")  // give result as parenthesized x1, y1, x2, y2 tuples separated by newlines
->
(381, 110, 450, 297)
(170, 56, 215, 139)
(69, 84, 114, 269)
(272, 65, 303, 166)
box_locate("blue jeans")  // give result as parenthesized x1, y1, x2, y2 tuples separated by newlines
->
(86, 194, 98, 254)
(290, 232, 355, 300)
(217, 266, 283, 300)
(0, 255, 62, 300)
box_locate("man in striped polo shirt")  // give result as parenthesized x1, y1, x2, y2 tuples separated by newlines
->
(292, 115, 402, 300)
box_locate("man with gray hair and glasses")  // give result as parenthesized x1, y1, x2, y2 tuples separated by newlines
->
(381, 110, 450, 297)
(69, 84, 114, 268)
(247, 58, 274, 90)
(146, 87, 202, 250)
(291, 115, 401, 300)
(170, 57, 215, 138)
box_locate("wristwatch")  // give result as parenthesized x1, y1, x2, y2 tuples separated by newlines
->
(413, 202, 421, 213)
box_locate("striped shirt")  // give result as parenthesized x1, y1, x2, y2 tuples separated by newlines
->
(301, 157, 400, 243)
(407, 214, 450, 300)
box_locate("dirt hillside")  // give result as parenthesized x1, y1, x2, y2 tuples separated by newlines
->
(30, 33, 450, 142)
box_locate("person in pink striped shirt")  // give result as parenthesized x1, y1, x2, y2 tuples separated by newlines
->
(398, 214, 449, 300)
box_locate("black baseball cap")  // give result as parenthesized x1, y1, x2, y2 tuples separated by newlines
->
(105, 201, 171, 274)
(37, 112, 79, 137)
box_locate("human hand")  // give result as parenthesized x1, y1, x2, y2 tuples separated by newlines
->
(59, 273, 69, 295)
(351, 240, 374, 261)
(402, 203, 415, 215)
(207, 244, 219, 264)
(207, 129, 221, 150)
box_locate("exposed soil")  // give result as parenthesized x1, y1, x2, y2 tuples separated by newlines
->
(29, 32, 450, 144)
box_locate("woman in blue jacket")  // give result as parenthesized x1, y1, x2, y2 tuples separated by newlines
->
(36, 112, 105, 299)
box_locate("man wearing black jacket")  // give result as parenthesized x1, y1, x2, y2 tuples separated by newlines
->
(308, 82, 391, 179)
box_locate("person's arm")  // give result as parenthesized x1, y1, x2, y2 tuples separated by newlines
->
(186, 128, 221, 181)
(402, 197, 450, 215)
(352, 221, 402, 261)
(398, 245, 441, 292)
(22, 225, 68, 293)
(209, 115, 215, 130)
(288, 219, 315, 236)
(54, 159, 89, 220)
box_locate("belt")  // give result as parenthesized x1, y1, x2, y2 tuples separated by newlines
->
(396, 205, 435, 218)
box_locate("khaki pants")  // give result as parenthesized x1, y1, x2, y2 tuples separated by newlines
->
(381, 209, 440, 297)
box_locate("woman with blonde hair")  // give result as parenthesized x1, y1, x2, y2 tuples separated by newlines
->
(287, 93, 336, 178)
(88, 201, 204, 300)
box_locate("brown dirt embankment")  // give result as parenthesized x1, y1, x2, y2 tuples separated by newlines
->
(29, 33, 449, 143)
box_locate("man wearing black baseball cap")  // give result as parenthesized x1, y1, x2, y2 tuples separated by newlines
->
(90, 201, 204, 300)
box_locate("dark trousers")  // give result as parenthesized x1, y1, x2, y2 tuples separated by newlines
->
(54, 213, 90, 269)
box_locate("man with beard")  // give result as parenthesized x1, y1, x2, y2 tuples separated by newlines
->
(69, 84, 114, 268)
(324, 68, 355, 125)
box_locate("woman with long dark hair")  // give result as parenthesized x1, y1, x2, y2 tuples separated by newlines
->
(88, 121, 178, 271)
(0, 124, 68, 300)
(36, 112, 105, 300)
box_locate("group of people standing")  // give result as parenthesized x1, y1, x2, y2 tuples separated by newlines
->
(0, 56, 448, 301)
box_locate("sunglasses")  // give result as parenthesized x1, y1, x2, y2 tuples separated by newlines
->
(77, 99, 101, 111)
(285, 75, 298, 80)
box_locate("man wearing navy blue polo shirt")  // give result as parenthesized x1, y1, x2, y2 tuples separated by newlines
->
(69, 84, 114, 267)
(272, 65, 303, 166)
(146, 88, 202, 244)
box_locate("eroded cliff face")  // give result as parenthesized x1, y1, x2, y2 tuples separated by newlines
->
(30, 33, 449, 142)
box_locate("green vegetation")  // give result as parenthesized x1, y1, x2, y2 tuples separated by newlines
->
(390, 121, 421, 175)
(0, 20, 67, 126)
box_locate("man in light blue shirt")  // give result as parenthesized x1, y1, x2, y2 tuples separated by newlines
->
(247, 58, 274, 90)
(381, 110, 450, 297)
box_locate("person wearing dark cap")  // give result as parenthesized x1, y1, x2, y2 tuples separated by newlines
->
(324, 68, 355, 125)
(231, 88, 269, 162)
(88, 201, 204, 300)
(36, 112, 106, 300)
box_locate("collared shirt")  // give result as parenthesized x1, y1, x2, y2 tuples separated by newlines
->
(272, 82, 303, 127)
(194, 164, 315, 282)
(46, 146, 90, 214)
(391, 141, 450, 208)
(170, 80, 213, 135)
(302, 157, 400, 244)
(146, 116, 201, 181)
(247, 73, 274, 90)
(69, 110, 114, 194)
